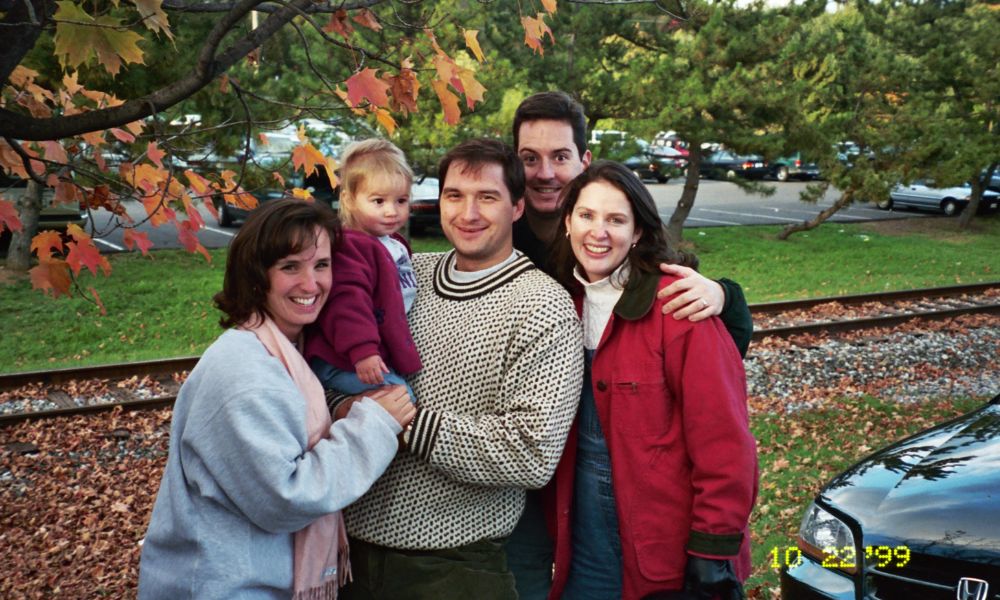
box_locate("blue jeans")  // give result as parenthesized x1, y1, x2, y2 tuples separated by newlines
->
(309, 357, 416, 404)
(562, 351, 622, 599)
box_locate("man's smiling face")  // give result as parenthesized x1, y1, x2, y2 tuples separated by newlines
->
(517, 119, 591, 217)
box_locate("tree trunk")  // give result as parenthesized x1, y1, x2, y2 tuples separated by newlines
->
(5, 180, 42, 271)
(665, 145, 702, 246)
(958, 174, 988, 230)
(778, 188, 855, 240)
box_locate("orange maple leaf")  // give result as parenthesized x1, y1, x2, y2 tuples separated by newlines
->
(353, 8, 382, 31)
(345, 68, 391, 108)
(272, 172, 286, 187)
(30, 259, 72, 298)
(457, 68, 487, 109)
(123, 228, 153, 255)
(541, 0, 557, 15)
(184, 169, 214, 200)
(291, 187, 314, 201)
(521, 14, 555, 55)
(372, 107, 397, 135)
(432, 54, 459, 89)
(140, 191, 177, 227)
(323, 9, 354, 42)
(146, 142, 165, 169)
(0, 199, 23, 233)
(464, 29, 486, 63)
(258, 133, 270, 147)
(31, 230, 64, 260)
(432, 80, 461, 125)
(292, 142, 328, 177)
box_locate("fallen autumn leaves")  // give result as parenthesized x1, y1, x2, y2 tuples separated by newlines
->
(1, 316, 997, 598)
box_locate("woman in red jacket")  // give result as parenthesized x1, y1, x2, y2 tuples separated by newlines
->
(546, 161, 758, 599)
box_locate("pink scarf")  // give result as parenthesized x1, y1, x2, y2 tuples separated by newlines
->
(243, 316, 350, 600)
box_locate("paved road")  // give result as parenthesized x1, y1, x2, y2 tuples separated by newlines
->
(647, 179, 921, 227)
(83, 180, 917, 252)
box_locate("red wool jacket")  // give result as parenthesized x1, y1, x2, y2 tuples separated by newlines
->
(546, 271, 758, 599)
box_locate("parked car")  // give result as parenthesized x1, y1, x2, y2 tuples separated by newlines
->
(700, 150, 769, 180)
(881, 180, 1000, 216)
(781, 394, 1000, 600)
(623, 154, 675, 184)
(407, 176, 440, 235)
(770, 152, 820, 182)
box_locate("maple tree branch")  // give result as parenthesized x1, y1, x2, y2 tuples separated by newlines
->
(0, 0, 309, 140)
(2, 136, 46, 184)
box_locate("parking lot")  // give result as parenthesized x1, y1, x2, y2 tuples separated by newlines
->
(647, 179, 922, 227)
(77, 180, 927, 253)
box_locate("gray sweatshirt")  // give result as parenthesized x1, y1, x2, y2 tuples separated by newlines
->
(138, 329, 400, 599)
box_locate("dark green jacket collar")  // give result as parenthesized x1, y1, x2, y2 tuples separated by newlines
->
(613, 268, 659, 321)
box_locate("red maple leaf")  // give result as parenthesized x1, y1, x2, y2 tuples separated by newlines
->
(122, 228, 153, 255)
(0, 199, 23, 233)
(177, 220, 210, 262)
(66, 237, 110, 277)
(146, 142, 165, 169)
(322, 9, 354, 42)
(345, 68, 390, 108)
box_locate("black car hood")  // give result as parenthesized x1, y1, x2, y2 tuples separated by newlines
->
(819, 398, 1000, 561)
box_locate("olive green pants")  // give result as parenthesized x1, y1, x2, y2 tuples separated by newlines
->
(341, 536, 517, 600)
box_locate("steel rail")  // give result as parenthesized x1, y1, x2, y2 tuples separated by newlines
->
(750, 281, 999, 314)
(0, 356, 199, 391)
(750, 302, 1000, 341)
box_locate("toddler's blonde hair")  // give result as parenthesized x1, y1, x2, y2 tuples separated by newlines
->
(338, 139, 414, 229)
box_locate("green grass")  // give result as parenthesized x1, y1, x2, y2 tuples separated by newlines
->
(1, 218, 998, 373)
(746, 394, 987, 594)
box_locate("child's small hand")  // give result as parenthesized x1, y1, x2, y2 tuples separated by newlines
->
(356, 355, 389, 385)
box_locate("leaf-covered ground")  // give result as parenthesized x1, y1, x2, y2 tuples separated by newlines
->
(1, 318, 996, 598)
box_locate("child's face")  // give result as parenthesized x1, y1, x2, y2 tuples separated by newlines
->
(348, 175, 411, 237)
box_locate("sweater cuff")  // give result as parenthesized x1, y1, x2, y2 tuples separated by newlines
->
(325, 388, 352, 418)
(687, 529, 743, 557)
(406, 407, 442, 461)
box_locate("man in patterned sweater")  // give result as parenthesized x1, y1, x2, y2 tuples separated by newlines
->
(336, 138, 584, 600)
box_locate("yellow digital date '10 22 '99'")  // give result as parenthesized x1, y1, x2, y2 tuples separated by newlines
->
(770, 545, 911, 569)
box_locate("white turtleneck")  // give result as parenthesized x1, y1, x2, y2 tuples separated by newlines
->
(574, 262, 630, 350)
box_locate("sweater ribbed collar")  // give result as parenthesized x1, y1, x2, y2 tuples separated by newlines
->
(433, 250, 536, 301)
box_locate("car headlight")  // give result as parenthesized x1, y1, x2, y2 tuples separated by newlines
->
(797, 501, 858, 574)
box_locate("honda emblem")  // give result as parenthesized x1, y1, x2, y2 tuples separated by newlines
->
(957, 577, 989, 600)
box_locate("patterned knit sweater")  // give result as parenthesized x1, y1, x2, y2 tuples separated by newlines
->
(342, 251, 584, 550)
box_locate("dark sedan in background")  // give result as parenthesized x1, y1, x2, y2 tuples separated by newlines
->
(700, 150, 770, 180)
(781, 394, 1000, 600)
(623, 154, 677, 183)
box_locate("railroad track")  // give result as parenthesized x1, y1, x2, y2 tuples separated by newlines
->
(2, 282, 998, 426)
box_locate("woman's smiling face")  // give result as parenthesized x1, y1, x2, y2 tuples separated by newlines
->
(566, 179, 641, 283)
(264, 228, 332, 340)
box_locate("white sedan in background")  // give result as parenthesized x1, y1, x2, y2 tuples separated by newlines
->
(881, 180, 1000, 216)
